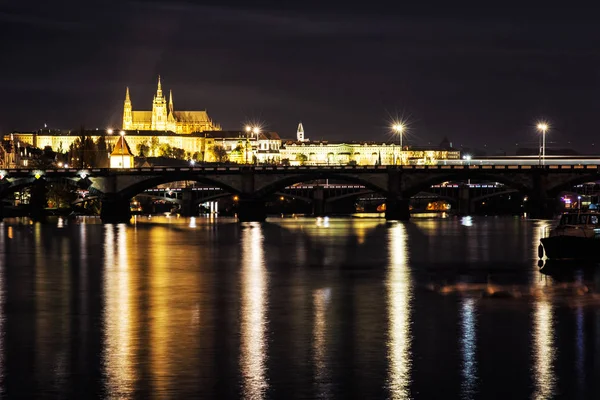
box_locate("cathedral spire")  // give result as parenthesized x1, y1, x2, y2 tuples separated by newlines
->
(157, 75, 163, 98)
(125, 87, 130, 102)
(169, 90, 173, 114)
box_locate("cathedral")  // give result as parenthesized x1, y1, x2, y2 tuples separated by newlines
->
(122, 76, 221, 134)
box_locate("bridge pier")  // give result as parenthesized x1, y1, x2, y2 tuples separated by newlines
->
(29, 179, 48, 222)
(385, 196, 410, 221)
(313, 186, 325, 217)
(180, 190, 193, 217)
(237, 198, 267, 222)
(100, 195, 131, 224)
(528, 172, 556, 219)
(458, 184, 472, 216)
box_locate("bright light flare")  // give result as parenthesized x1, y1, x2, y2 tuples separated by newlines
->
(391, 123, 405, 134)
(537, 122, 549, 133)
(120, 131, 126, 136)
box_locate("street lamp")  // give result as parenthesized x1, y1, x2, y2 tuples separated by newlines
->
(392, 123, 405, 165)
(537, 122, 549, 165)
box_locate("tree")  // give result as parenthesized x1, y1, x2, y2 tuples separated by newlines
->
(210, 145, 228, 163)
(150, 137, 160, 156)
(137, 142, 150, 157)
(158, 143, 173, 158)
(82, 136, 97, 167)
(192, 151, 202, 162)
(295, 153, 308, 165)
(281, 158, 290, 166)
(47, 181, 78, 209)
(96, 136, 110, 168)
(172, 147, 186, 160)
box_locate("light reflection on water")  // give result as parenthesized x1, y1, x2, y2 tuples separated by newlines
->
(313, 287, 331, 398)
(103, 224, 136, 397)
(387, 222, 412, 399)
(460, 298, 477, 400)
(240, 223, 269, 399)
(0, 216, 597, 398)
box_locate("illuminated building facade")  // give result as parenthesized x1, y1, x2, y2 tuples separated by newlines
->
(5, 129, 281, 164)
(122, 77, 221, 133)
(279, 141, 460, 166)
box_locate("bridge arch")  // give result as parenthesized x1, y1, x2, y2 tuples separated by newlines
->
(253, 173, 388, 199)
(402, 172, 533, 198)
(116, 175, 241, 200)
(547, 174, 600, 197)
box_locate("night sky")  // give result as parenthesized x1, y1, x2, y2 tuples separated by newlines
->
(2, 2, 599, 153)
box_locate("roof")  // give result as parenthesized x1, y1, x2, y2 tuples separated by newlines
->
(111, 136, 134, 157)
(132, 111, 152, 123)
(173, 111, 210, 122)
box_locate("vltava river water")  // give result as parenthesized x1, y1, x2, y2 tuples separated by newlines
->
(0, 215, 599, 399)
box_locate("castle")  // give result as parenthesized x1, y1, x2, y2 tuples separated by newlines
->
(122, 76, 221, 133)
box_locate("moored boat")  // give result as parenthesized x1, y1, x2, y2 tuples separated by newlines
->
(540, 211, 600, 261)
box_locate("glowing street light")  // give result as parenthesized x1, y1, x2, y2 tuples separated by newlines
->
(107, 128, 114, 135)
(537, 122, 549, 165)
(392, 123, 405, 165)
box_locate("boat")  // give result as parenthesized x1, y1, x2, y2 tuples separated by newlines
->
(540, 211, 600, 260)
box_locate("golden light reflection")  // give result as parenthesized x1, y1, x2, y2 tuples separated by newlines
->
(532, 299, 555, 400)
(103, 225, 136, 397)
(460, 298, 477, 399)
(387, 223, 412, 399)
(531, 220, 556, 400)
(240, 223, 269, 399)
(148, 227, 173, 393)
(0, 223, 4, 395)
(313, 287, 331, 397)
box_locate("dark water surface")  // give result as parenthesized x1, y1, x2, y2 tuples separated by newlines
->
(1, 215, 599, 399)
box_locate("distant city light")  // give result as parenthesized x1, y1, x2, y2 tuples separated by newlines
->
(245, 126, 252, 132)
(463, 155, 472, 161)
(107, 128, 114, 134)
(119, 130, 125, 136)
(189, 160, 195, 166)
(252, 127, 260, 135)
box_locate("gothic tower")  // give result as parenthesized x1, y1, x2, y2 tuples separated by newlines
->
(151, 76, 167, 130)
(167, 89, 176, 131)
(297, 122, 305, 142)
(123, 87, 133, 129)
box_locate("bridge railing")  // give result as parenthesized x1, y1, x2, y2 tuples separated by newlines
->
(1, 164, 599, 176)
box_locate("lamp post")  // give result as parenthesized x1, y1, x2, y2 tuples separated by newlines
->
(392, 123, 405, 165)
(120, 130, 126, 168)
(537, 122, 548, 166)
(245, 126, 252, 163)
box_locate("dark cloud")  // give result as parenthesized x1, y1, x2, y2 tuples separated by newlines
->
(1, 1, 599, 152)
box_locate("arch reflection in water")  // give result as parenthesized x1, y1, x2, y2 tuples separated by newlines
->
(460, 298, 478, 399)
(386, 222, 412, 399)
(240, 223, 269, 399)
(103, 224, 136, 397)
(313, 287, 331, 397)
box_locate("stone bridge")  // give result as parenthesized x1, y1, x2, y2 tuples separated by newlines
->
(0, 164, 598, 222)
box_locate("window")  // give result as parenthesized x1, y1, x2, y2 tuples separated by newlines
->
(591, 215, 598, 225)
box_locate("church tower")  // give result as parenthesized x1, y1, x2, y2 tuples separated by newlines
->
(297, 122, 305, 142)
(123, 87, 133, 129)
(167, 89, 176, 131)
(151, 76, 168, 130)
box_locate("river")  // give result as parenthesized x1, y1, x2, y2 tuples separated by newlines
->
(0, 215, 598, 399)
